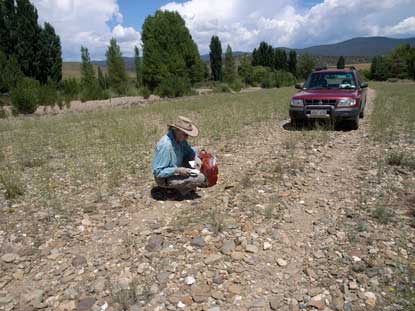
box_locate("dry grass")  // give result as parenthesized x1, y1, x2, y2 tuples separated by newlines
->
(62, 62, 135, 79)
(0, 88, 294, 212)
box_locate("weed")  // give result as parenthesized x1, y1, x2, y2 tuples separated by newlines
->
(264, 206, 274, 219)
(372, 205, 395, 224)
(111, 279, 142, 309)
(209, 208, 225, 234)
(0, 170, 24, 200)
(356, 221, 368, 232)
(386, 151, 415, 170)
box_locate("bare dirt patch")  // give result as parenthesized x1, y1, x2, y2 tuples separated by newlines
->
(0, 88, 414, 311)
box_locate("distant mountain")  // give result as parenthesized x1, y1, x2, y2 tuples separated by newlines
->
(292, 36, 415, 57)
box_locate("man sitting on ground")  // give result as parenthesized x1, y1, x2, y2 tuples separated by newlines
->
(152, 116, 207, 196)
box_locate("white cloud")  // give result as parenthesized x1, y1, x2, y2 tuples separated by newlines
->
(161, 0, 415, 53)
(386, 17, 415, 36)
(32, 0, 141, 60)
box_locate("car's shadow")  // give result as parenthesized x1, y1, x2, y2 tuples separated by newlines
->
(282, 120, 355, 132)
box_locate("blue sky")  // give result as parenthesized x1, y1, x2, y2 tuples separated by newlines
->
(33, 0, 415, 61)
(118, 0, 186, 30)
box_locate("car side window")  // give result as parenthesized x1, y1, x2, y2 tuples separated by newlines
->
(355, 72, 362, 87)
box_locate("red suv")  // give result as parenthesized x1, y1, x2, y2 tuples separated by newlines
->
(289, 67, 368, 129)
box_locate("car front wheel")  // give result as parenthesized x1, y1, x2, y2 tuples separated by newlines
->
(350, 117, 359, 130)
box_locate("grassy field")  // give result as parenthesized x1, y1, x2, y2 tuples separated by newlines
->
(1, 81, 414, 208)
(0, 88, 293, 206)
(370, 82, 415, 143)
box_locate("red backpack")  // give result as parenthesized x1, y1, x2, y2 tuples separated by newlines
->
(199, 151, 219, 187)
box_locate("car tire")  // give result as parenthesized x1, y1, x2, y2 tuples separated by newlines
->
(359, 109, 364, 119)
(350, 117, 359, 130)
(291, 118, 304, 129)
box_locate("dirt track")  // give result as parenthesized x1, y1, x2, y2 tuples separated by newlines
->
(1, 88, 414, 311)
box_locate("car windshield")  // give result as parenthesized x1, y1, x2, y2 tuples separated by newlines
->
(303, 72, 357, 90)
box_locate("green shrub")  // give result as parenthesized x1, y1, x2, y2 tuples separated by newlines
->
(274, 71, 296, 87)
(155, 75, 191, 98)
(11, 77, 41, 114)
(252, 66, 270, 84)
(359, 69, 371, 81)
(213, 83, 231, 93)
(140, 87, 151, 99)
(260, 75, 274, 88)
(61, 78, 79, 106)
(0, 106, 8, 119)
(229, 79, 244, 92)
(38, 83, 58, 108)
(81, 82, 108, 102)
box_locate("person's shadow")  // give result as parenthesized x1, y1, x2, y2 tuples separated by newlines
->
(150, 186, 201, 201)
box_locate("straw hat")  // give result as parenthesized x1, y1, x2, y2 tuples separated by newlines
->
(168, 116, 199, 137)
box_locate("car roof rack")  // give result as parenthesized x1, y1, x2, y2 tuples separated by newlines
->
(314, 66, 328, 71)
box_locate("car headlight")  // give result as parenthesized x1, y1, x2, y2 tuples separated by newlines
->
(337, 98, 356, 107)
(291, 99, 304, 107)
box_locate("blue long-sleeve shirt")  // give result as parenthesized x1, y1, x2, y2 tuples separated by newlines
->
(152, 130, 196, 178)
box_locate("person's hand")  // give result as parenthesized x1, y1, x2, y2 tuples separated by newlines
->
(175, 167, 191, 176)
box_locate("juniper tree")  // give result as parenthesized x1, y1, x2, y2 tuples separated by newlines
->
(337, 56, 345, 69)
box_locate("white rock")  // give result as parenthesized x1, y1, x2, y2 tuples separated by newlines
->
(177, 301, 186, 308)
(263, 242, 272, 250)
(277, 258, 288, 267)
(185, 276, 195, 285)
(364, 292, 377, 306)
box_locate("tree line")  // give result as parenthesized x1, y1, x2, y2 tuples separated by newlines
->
(1, 2, 317, 116)
(369, 44, 415, 81)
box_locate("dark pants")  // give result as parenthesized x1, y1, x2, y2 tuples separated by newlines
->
(155, 173, 207, 195)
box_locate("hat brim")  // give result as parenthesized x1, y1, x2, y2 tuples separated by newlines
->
(168, 124, 199, 137)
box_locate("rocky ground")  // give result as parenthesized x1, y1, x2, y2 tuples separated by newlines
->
(1, 89, 414, 311)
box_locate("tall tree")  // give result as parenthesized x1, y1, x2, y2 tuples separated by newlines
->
(0, 0, 17, 56)
(407, 48, 415, 80)
(337, 56, 345, 69)
(370, 56, 389, 81)
(223, 44, 236, 83)
(142, 10, 203, 93)
(274, 49, 287, 71)
(15, 0, 41, 78)
(0, 0, 62, 83)
(238, 56, 254, 85)
(209, 36, 223, 81)
(106, 38, 127, 94)
(134, 45, 142, 87)
(80, 46, 96, 88)
(288, 50, 297, 77)
(97, 66, 108, 90)
(0, 51, 23, 93)
(298, 53, 317, 79)
(252, 42, 274, 68)
(38, 22, 62, 83)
